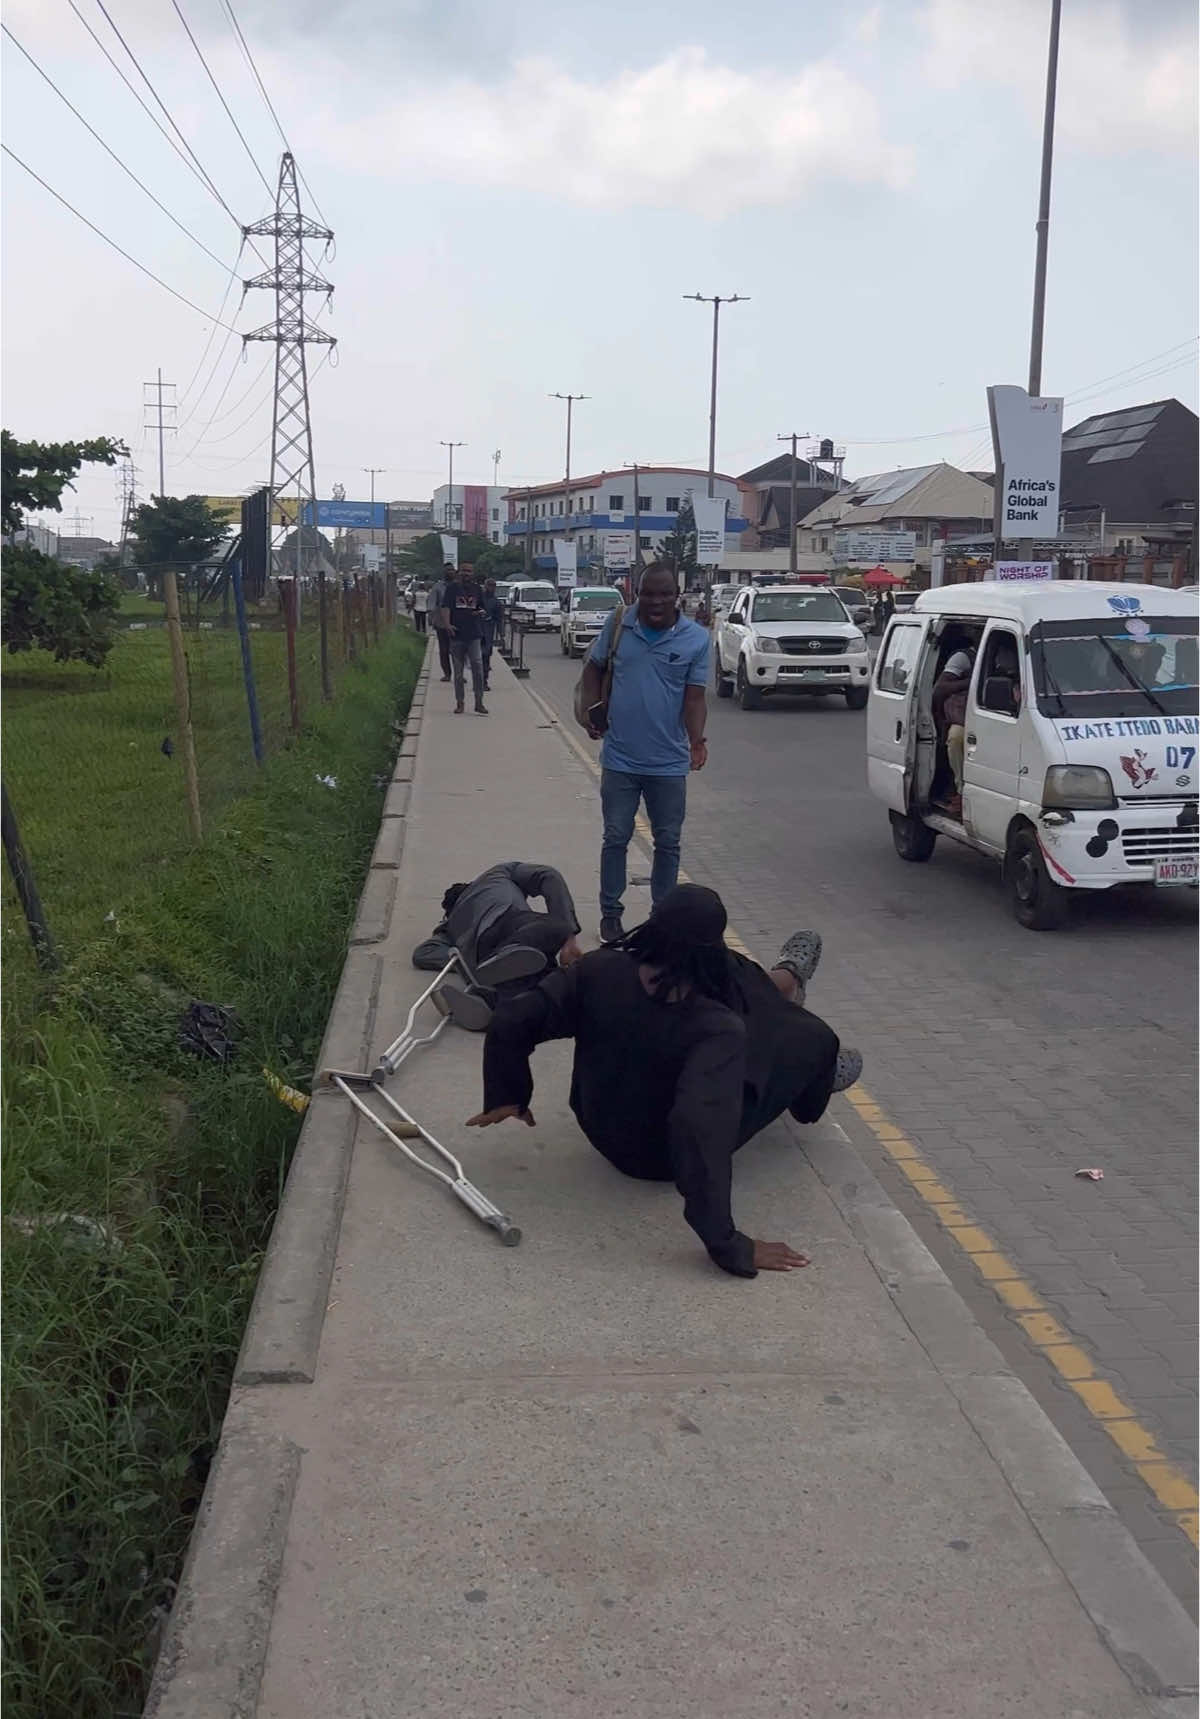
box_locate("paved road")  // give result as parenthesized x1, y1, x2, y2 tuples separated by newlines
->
(520, 624, 1199, 1609)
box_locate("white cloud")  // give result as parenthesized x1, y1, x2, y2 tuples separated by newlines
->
(308, 47, 911, 215)
(921, 0, 1197, 154)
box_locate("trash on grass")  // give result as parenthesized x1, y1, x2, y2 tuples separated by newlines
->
(315, 773, 338, 789)
(179, 1001, 240, 1063)
(1074, 1167, 1104, 1181)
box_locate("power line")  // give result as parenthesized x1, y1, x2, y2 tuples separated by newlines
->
(1, 23, 230, 271)
(2, 144, 242, 331)
(176, 242, 248, 410)
(168, 0, 273, 198)
(217, 0, 329, 229)
(181, 360, 275, 459)
(176, 337, 245, 437)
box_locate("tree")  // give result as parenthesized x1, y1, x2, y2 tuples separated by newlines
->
(128, 495, 229, 596)
(1, 430, 127, 666)
(657, 496, 697, 582)
(2, 547, 122, 666)
(395, 532, 497, 579)
(1, 430, 126, 535)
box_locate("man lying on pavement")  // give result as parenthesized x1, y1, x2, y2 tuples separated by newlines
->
(466, 884, 861, 1278)
(428, 861, 584, 1030)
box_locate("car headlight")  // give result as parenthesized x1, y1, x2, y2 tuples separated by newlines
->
(850, 630, 867, 647)
(1042, 765, 1116, 810)
(752, 634, 782, 653)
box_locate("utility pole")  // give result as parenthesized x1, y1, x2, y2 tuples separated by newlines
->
(143, 369, 176, 498)
(492, 448, 502, 486)
(777, 431, 811, 574)
(439, 441, 465, 531)
(116, 459, 139, 564)
(363, 466, 385, 563)
(1028, 0, 1062, 397)
(550, 393, 588, 520)
(631, 463, 643, 576)
(243, 150, 335, 692)
(683, 294, 747, 496)
(523, 486, 533, 572)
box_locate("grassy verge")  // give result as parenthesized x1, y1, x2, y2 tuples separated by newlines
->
(2, 627, 424, 1718)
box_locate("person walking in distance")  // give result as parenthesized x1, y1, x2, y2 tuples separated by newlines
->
(412, 581, 430, 633)
(479, 577, 504, 691)
(432, 563, 455, 681)
(577, 561, 709, 942)
(445, 564, 488, 715)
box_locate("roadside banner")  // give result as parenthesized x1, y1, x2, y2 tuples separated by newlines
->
(553, 539, 577, 586)
(439, 534, 458, 569)
(988, 561, 1055, 582)
(603, 531, 635, 571)
(692, 496, 727, 563)
(987, 385, 1063, 539)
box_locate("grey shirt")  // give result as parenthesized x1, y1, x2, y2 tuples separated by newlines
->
(446, 861, 580, 971)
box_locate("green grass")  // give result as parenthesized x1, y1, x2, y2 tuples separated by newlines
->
(2, 625, 424, 1718)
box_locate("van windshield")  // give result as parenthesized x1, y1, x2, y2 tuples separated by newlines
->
(519, 585, 558, 603)
(1030, 617, 1199, 720)
(753, 592, 846, 622)
(574, 590, 619, 611)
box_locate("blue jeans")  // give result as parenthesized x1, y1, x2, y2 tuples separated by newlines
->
(600, 769, 687, 917)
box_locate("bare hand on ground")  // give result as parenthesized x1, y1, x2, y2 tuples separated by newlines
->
(466, 1105, 536, 1128)
(558, 935, 584, 967)
(751, 1239, 811, 1271)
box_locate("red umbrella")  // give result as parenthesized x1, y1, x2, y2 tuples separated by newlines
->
(861, 566, 907, 587)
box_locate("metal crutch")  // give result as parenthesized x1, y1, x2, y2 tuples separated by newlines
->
(369, 952, 466, 1082)
(324, 1067, 522, 1246)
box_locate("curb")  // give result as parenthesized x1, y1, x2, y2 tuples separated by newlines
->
(146, 641, 434, 1719)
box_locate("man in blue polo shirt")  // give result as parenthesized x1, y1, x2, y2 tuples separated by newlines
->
(580, 561, 709, 941)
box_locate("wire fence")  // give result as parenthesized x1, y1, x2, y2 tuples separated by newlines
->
(2, 569, 407, 986)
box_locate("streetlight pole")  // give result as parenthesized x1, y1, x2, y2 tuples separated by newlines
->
(363, 467, 385, 567)
(439, 441, 465, 532)
(550, 393, 588, 519)
(1028, 0, 1062, 397)
(684, 294, 747, 496)
(777, 431, 811, 574)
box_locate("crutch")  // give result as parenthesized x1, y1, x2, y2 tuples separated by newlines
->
(324, 1067, 521, 1246)
(369, 953, 463, 1083)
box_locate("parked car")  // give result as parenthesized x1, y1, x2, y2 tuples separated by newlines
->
(560, 585, 622, 657)
(831, 585, 873, 629)
(714, 584, 871, 710)
(708, 583, 742, 621)
(505, 580, 561, 631)
(866, 581, 1200, 928)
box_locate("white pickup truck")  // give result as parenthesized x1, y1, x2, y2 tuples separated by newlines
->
(714, 584, 871, 710)
(560, 585, 621, 657)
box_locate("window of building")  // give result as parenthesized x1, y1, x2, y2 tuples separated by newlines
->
(665, 496, 680, 512)
(639, 534, 652, 549)
(491, 530, 499, 543)
(819, 536, 829, 553)
(491, 508, 499, 521)
(587, 495, 594, 511)
(638, 495, 652, 511)
(609, 494, 624, 510)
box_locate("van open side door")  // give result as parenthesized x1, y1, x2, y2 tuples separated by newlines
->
(867, 617, 931, 814)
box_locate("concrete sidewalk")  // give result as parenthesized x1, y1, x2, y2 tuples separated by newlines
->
(149, 645, 1197, 1719)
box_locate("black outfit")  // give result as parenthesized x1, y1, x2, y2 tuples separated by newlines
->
(479, 593, 504, 683)
(483, 948, 839, 1277)
(446, 861, 580, 973)
(445, 580, 486, 706)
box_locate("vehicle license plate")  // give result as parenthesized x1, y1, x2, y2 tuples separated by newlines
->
(1154, 857, 1199, 886)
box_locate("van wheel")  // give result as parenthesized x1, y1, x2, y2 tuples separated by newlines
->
(845, 685, 869, 710)
(1006, 827, 1071, 930)
(890, 809, 937, 862)
(714, 653, 733, 698)
(736, 661, 763, 710)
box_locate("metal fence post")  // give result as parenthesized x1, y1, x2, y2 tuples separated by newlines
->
(2, 779, 58, 969)
(282, 578, 301, 733)
(232, 559, 265, 765)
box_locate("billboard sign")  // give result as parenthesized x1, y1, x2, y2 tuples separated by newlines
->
(988, 561, 1055, 582)
(204, 494, 289, 528)
(439, 534, 458, 569)
(553, 539, 577, 587)
(987, 385, 1063, 539)
(692, 496, 727, 563)
(834, 529, 917, 564)
(303, 500, 390, 529)
(603, 530, 635, 570)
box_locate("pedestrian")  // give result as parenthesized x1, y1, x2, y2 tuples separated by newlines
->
(432, 562, 455, 681)
(932, 647, 974, 815)
(882, 589, 896, 626)
(444, 563, 488, 715)
(467, 884, 862, 1277)
(426, 859, 584, 1029)
(412, 581, 429, 633)
(577, 560, 709, 943)
(479, 577, 504, 690)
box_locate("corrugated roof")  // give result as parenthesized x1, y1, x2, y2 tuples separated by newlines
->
(1060, 397, 1197, 523)
(798, 463, 996, 528)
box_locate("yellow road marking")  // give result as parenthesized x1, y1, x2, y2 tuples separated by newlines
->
(523, 676, 1200, 1547)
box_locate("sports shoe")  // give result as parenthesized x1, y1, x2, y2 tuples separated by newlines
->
(599, 914, 624, 944)
(832, 1047, 863, 1093)
(432, 981, 494, 1033)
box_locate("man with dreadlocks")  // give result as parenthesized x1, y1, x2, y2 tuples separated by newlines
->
(467, 884, 861, 1277)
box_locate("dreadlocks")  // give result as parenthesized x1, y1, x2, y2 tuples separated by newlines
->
(615, 884, 736, 1009)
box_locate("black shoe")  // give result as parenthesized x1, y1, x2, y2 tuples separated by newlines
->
(474, 701, 489, 715)
(599, 914, 624, 944)
(440, 674, 452, 682)
(454, 702, 464, 714)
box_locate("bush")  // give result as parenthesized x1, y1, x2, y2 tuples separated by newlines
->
(2, 547, 122, 668)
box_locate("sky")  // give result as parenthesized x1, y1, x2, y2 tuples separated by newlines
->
(2, 0, 1197, 541)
